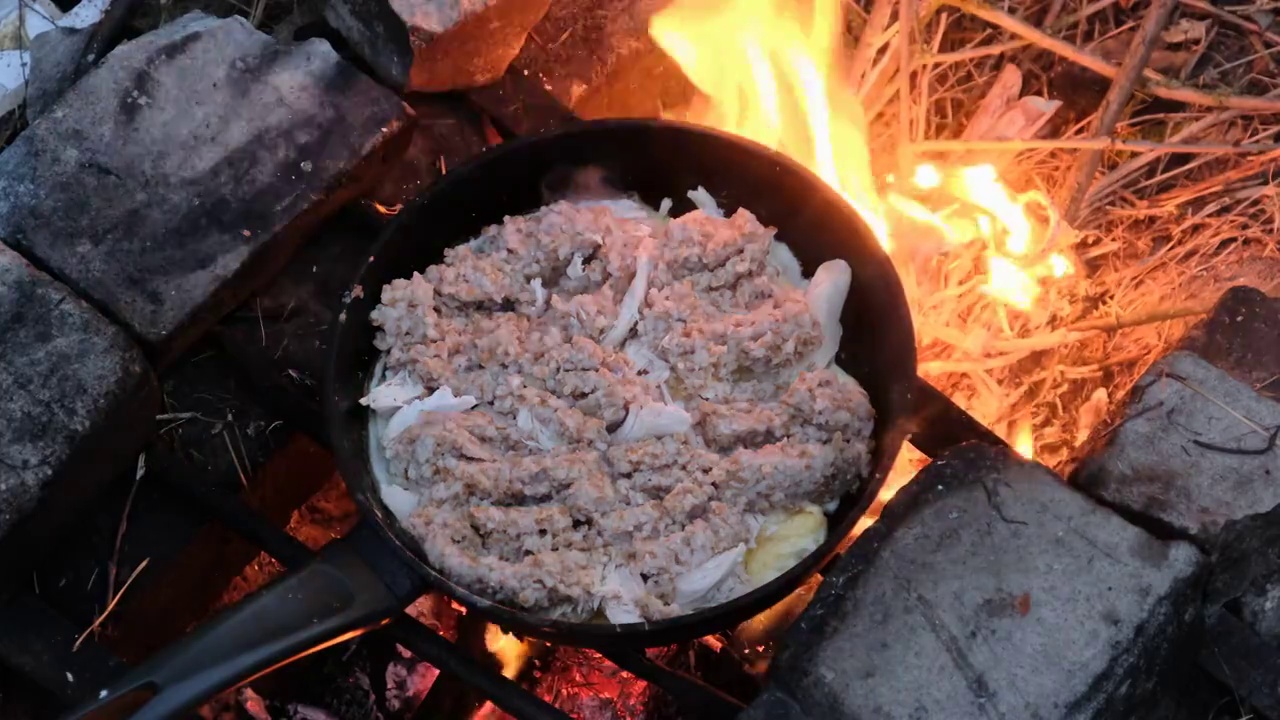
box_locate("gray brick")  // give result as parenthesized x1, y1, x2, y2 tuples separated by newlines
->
(754, 443, 1204, 720)
(0, 243, 158, 565)
(0, 12, 411, 364)
(1074, 351, 1280, 545)
(24, 25, 91, 123)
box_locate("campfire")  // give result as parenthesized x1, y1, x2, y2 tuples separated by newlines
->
(650, 0, 1084, 529)
(0, 0, 1278, 718)
(647, 0, 1279, 534)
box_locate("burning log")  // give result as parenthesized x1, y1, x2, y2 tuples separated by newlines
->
(322, 0, 550, 93)
(529, 647, 655, 720)
(512, 0, 694, 119)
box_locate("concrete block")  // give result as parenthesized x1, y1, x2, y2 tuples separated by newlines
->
(1074, 351, 1280, 545)
(24, 25, 89, 121)
(1177, 286, 1280, 402)
(0, 12, 411, 364)
(1208, 503, 1280, 646)
(0, 243, 158, 568)
(753, 443, 1204, 720)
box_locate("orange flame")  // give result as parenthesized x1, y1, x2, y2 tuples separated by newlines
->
(651, 0, 1078, 457)
(650, 0, 1074, 312)
(484, 624, 530, 680)
(650, 0, 888, 244)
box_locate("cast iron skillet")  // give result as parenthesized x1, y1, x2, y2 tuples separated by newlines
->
(68, 119, 918, 720)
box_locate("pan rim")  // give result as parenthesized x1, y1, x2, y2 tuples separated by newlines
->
(324, 116, 916, 644)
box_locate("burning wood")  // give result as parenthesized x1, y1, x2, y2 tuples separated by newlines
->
(483, 624, 532, 680)
(646, 0, 1082, 525)
(648, 0, 1280, 488)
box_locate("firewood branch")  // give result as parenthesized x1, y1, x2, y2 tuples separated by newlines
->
(850, 0, 896, 89)
(941, 0, 1280, 113)
(1064, 0, 1179, 221)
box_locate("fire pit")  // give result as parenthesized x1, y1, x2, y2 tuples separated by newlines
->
(0, 0, 1278, 718)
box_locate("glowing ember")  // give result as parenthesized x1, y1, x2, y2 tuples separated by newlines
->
(483, 624, 530, 680)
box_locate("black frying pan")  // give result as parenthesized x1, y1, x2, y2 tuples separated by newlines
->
(69, 119, 920, 720)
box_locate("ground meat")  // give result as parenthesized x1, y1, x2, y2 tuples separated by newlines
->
(697, 368, 875, 451)
(369, 195, 875, 621)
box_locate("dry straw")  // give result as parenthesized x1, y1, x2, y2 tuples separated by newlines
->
(848, 0, 1280, 472)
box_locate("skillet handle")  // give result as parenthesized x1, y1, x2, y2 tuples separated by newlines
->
(63, 539, 403, 720)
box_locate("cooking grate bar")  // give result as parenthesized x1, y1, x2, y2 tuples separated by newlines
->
(155, 463, 572, 719)
(601, 647, 747, 718)
(0, 592, 124, 706)
(392, 617, 571, 720)
(158, 466, 314, 568)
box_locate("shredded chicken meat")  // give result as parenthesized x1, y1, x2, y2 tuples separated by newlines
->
(366, 193, 874, 621)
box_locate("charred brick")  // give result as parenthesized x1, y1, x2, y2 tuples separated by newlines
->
(1177, 286, 1280, 402)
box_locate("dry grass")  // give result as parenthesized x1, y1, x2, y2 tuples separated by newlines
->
(848, 0, 1280, 473)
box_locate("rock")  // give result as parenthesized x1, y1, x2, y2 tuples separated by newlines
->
(1073, 351, 1280, 546)
(738, 687, 806, 720)
(0, 12, 412, 365)
(754, 443, 1204, 720)
(512, 0, 695, 119)
(0, 243, 158, 571)
(465, 64, 577, 137)
(1207, 503, 1280, 645)
(24, 26, 90, 122)
(1177, 286, 1280, 402)
(1198, 609, 1280, 720)
(323, 0, 550, 93)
